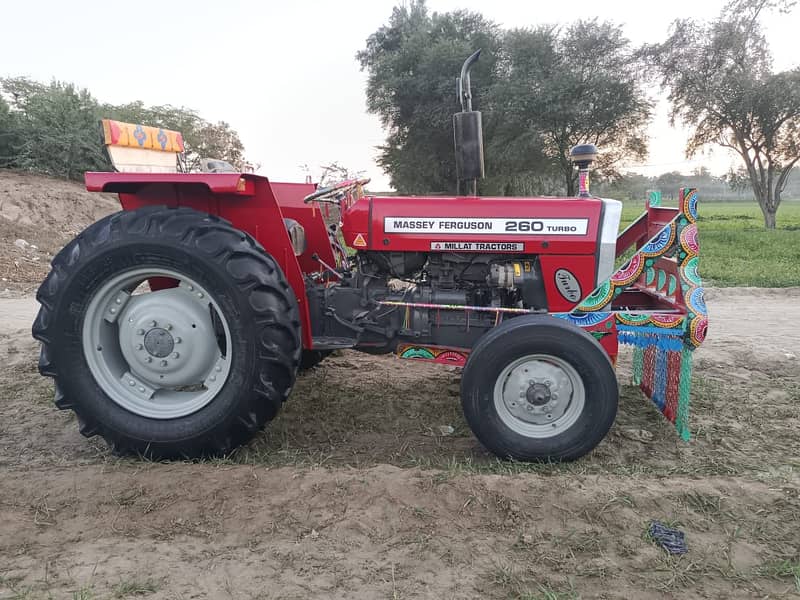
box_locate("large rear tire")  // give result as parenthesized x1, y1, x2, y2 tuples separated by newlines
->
(461, 315, 618, 462)
(32, 206, 302, 459)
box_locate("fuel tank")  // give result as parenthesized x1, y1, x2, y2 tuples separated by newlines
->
(341, 195, 622, 311)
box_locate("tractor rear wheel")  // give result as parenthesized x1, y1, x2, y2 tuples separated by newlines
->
(32, 206, 301, 459)
(461, 315, 617, 462)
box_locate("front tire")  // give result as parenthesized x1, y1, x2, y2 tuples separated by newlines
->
(461, 315, 618, 462)
(32, 206, 302, 459)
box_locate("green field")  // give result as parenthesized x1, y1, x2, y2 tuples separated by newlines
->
(620, 200, 800, 287)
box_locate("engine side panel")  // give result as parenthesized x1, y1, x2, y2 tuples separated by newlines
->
(341, 195, 603, 256)
(341, 195, 606, 312)
(538, 254, 598, 313)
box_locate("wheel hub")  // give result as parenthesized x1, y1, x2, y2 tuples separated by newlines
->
(119, 287, 219, 388)
(526, 382, 551, 406)
(82, 268, 233, 420)
(493, 354, 585, 437)
(143, 327, 174, 358)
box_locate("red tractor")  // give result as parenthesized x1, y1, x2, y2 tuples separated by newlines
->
(33, 53, 707, 461)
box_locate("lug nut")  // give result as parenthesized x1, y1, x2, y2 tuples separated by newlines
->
(138, 387, 145, 393)
(215, 365, 221, 372)
(172, 352, 180, 359)
(150, 320, 157, 328)
(209, 375, 216, 382)
(145, 357, 152, 363)
(188, 285, 194, 291)
(174, 337, 182, 344)
(109, 308, 116, 314)
(129, 380, 135, 386)
(197, 292, 204, 298)
(115, 298, 122, 304)
(161, 360, 168, 367)
(135, 343, 143, 350)
(136, 329, 145, 335)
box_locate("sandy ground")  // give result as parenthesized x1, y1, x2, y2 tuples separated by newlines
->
(0, 288, 798, 599)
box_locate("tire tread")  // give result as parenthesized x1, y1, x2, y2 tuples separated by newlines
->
(33, 206, 301, 459)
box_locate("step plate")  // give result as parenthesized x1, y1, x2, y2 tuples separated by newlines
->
(311, 336, 357, 350)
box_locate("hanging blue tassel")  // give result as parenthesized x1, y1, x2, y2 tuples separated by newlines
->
(618, 330, 683, 352)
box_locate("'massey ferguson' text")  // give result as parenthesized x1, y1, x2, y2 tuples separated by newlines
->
(383, 217, 589, 236)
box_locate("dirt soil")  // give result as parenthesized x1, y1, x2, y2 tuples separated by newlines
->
(0, 172, 798, 599)
(0, 170, 118, 295)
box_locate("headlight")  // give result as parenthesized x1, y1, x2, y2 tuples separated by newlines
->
(283, 218, 306, 257)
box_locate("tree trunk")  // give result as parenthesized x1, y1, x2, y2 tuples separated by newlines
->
(565, 170, 575, 196)
(763, 208, 777, 229)
(757, 193, 777, 229)
(744, 157, 776, 230)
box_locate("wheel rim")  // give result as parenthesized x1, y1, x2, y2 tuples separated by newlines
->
(82, 267, 233, 419)
(493, 354, 585, 438)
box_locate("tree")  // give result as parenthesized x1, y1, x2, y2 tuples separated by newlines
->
(0, 95, 17, 166)
(0, 78, 248, 179)
(0, 78, 109, 179)
(359, 4, 651, 196)
(596, 171, 652, 202)
(491, 21, 652, 196)
(317, 162, 365, 187)
(358, 0, 502, 193)
(643, 0, 800, 228)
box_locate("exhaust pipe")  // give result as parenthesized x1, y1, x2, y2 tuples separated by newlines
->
(453, 50, 485, 196)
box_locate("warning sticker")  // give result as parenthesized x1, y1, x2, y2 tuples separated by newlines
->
(386, 217, 588, 235)
(429, 241, 524, 252)
(352, 233, 367, 247)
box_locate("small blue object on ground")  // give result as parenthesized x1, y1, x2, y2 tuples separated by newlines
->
(648, 521, 688, 555)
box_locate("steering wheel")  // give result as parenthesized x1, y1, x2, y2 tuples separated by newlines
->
(303, 177, 371, 204)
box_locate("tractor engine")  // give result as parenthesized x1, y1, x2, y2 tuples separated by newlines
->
(358, 249, 546, 310)
(305, 191, 621, 354)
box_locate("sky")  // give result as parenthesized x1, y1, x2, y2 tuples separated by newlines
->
(1, 0, 797, 190)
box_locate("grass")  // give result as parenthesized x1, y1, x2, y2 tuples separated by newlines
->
(619, 199, 800, 287)
(758, 559, 800, 592)
(112, 577, 161, 597)
(0, 573, 161, 600)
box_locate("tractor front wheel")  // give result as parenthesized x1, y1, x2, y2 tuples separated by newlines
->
(32, 206, 302, 458)
(461, 315, 618, 462)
